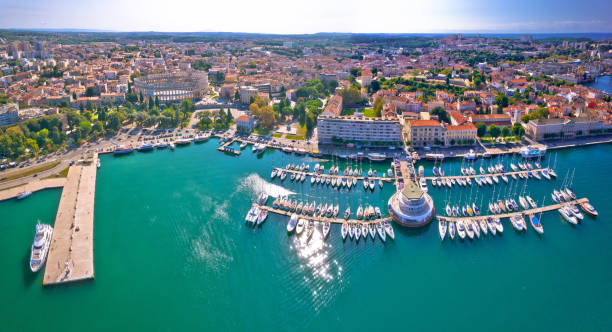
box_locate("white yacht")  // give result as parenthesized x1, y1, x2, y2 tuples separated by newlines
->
(30, 221, 53, 272)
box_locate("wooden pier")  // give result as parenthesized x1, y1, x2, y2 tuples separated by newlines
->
(43, 154, 98, 286)
(423, 168, 551, 181)
(259, 205, 391, 225)
(274, 167, 394, 182)
(436, 198, 588, 223)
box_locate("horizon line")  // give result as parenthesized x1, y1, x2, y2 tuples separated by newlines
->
(1, 28, 612, 36)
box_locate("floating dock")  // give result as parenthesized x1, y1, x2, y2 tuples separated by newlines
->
(0, 178, 66, 201)
(423, 168, 551, 181)
(274, 167, 393, 182)
(436, 198, 588, 223)
(43, 153, 98, 286)
(217, 139, 241, 155)
(258, 205, 391, 225)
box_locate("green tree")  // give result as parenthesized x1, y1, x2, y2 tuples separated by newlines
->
(85, 87, 96, 97)
(430, 106, 450, 124)
(488, 124, 501, 138)
(494, 94, 509, 112)
(511, 122, 525, 137)
(501, 126, 510, 137)
(475, 122, 487, 137)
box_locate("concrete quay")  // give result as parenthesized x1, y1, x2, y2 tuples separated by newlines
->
(43, 154, 98, 286)
(0, 178, 66, 201)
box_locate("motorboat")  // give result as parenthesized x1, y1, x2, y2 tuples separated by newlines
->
(580, 201, 598, 217)
(257, 210, 268, 225)
(287, 214, 298, 232)
(296, 218, 306, 234)
(510, 215, 523, 231)
(17, 191, 33, 200)
(29, 221, 53, 272)
(558, 207, 577, 225)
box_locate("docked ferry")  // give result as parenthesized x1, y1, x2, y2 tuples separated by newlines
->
(30, 221, 53, 272)
(174, 138, 192, 145)
(138, 143, 154, 151)
(114, 145, 134, 155)
(519, 145, 546, 159)
(367, 152, 387, 162)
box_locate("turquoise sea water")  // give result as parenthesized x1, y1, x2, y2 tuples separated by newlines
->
(1, 140, 611, 331)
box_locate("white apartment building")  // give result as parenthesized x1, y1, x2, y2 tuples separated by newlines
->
(317, 115, 402, 145)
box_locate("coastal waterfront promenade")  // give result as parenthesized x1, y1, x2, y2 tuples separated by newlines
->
(0, 178, 66, 201)
(43, 154, 98, 286)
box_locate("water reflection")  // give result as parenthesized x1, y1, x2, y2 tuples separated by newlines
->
(291, 222, 338, 283)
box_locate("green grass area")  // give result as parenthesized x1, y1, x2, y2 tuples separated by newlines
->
(43, 166, 70, 179)
(285, 134, 306, 140)
(253, 128, 271, 135)
(0, 161, 61, 184)
(297, 123, 307, 136)
(363, 108, 380, 117)
(272, 133, 282, 138)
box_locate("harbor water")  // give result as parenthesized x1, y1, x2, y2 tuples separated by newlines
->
(1, 140, 611, 331)
(585, 75, 612, 94)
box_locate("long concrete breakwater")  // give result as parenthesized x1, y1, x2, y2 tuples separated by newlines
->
(43, 154, 98, 286)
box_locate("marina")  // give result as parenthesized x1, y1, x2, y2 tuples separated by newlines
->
(1, 137, 610, 331)
(437, 198, 589, 224)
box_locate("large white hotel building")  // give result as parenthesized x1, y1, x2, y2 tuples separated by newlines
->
(317, 114, 402, 145)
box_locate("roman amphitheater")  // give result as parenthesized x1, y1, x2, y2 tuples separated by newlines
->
(133, 70, 209, 102)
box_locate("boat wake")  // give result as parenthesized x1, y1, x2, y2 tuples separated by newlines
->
(242, 173, 295, 198)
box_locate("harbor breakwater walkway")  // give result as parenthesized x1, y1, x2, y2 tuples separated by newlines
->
(0, 178, 66, 201)
(43, 154, 98, 286)
(436, 198, 588, 223)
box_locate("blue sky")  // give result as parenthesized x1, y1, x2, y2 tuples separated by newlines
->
(0, 0, 611, 34)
